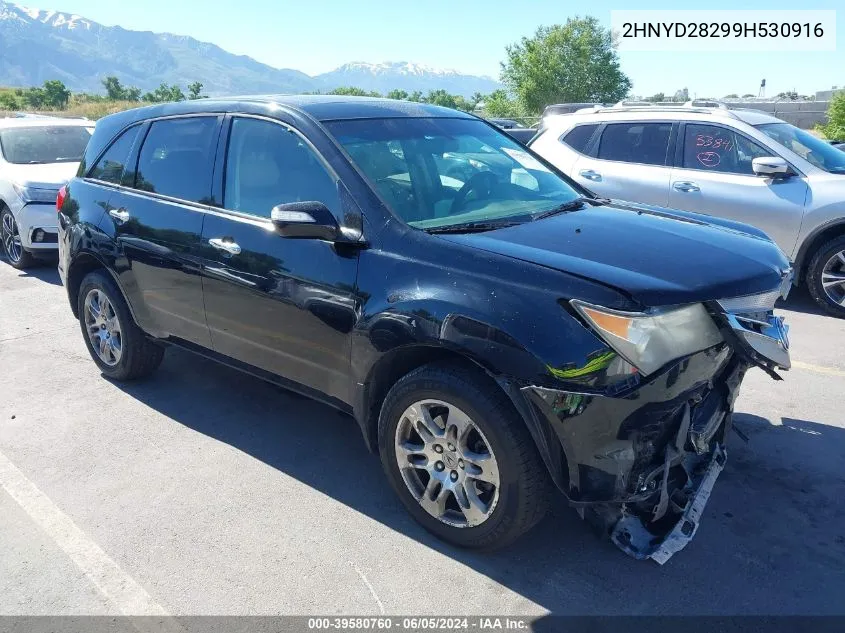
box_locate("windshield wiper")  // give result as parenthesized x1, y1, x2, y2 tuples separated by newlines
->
(532, 195, 609, 221)
(426, 220, 523, 234)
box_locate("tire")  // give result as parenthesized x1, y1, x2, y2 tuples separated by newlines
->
(77, 270, 165, 380)
(1, 207, 36, 270)
(806, 235, 845, 318)
(378, 362, 549, 550)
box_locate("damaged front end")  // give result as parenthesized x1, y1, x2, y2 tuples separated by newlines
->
(521, 281, 791, 563)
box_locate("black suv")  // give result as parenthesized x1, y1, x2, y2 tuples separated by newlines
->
(58, 96, 792, 560)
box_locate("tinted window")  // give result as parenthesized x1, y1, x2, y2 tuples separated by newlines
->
(88, 126, 140, 184)
(326, 117, 580, 229)
(223, 117, 339, 216)
(682, 124, 770, 175)
(0, 126, 92, 164)
(597, 123, 672, 165)
(561, 124, 599, 153)
(135, 117, 218, 203)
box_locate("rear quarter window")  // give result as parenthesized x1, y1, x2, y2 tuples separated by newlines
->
(560, 124, 599, 154)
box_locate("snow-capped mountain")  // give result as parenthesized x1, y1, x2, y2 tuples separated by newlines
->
(316, 62, 499, 97)
(0, 2, 500, 97)
(2, 3, 91, 29)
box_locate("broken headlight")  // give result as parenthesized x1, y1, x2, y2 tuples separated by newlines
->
(571, 301, 724, 377)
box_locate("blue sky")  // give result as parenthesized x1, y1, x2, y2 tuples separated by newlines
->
(48, 0, 843, 98)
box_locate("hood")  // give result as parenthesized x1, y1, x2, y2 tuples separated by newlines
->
(3, 162, 80, 189)
(439, 202, 791, 307)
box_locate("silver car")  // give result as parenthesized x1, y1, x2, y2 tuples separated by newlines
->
(531, 102, 845, 317)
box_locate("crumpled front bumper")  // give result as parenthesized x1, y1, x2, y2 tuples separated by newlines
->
(521, 341, 765, 563)
(611, 444, 726, 564)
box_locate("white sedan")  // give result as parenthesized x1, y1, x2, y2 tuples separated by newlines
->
(0, 117, 94, 269)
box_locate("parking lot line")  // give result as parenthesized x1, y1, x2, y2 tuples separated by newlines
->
(792, 360, 845, 378)
(0, 449, 169, 617)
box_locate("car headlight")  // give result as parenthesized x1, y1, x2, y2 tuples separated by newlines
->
(12, 183, 60, 204)
(571, 300, 723, 376)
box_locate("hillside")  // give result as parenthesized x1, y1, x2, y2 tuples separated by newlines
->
(0, 2, 499, 97)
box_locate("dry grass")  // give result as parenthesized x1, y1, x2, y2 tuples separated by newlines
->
(1, 100, 140, 121)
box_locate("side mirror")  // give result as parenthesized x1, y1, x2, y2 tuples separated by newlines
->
(270, 201, 339, 240)
(752, 157, 793, 178)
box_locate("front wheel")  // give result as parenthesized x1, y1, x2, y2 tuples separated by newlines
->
(1, 207, 35, 269)
(807, 235, 845, 318)
(378, 363, 549, 550)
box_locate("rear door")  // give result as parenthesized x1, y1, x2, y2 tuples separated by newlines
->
(667, 122, 808, 257)
(198, 115, 359, 404)
(105, 115, 221, 346)
(570, 121, 674, 206)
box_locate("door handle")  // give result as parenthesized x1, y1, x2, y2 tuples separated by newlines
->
(673, 181, 700, 193)
(579, 169, 602, 182)
(108, 208, 130, 224)
(208, 237, 242, 255)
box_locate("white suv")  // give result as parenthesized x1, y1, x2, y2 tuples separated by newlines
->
(0, 117, 94, 269)
(531, 102, 845, 317)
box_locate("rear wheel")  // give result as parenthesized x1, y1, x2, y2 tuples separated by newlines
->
(1, 207, 35, 270)
(807, 235, 845, 318)
(77, 271, 165, 380)
(378, 362, 549, 550)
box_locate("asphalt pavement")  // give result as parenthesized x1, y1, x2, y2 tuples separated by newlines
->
(1, 260, 844, 617)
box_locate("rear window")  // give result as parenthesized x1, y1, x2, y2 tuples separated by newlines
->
(597, 122, 672, 166)
(0, 126, 92, 164)
(560, 124, 598, 153)
(134, 117, 218, 203)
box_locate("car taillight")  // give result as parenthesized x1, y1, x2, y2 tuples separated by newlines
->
(56, 185, 67, 213)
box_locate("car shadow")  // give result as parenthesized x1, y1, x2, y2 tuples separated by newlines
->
(113, 349, 845, 616)
(778, 284, 828, 317)
(0, 255, 63, 286)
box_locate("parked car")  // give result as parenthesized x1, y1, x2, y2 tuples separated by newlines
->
(0, 117, 94, 268)
(502, 128, 537, 145)
(487, 118, 525, 129)
(530, 102, 845, 317)
(58, 96, 791, 560)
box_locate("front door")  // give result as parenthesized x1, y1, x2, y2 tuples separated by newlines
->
(105, 115, 221, 347)
(668, 122, 808, 258)
(199, 116, 360, 404)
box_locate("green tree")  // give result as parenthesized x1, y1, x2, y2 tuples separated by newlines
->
(187, 82, 204, 100)
(329, 86, 377, 97)
(143, 83, 186, 103)
(501, 17, 631, 114)
(408, 91, 423, 102)
(819, 93, 845, 140)
(742, 93, 756, 98)
(644, 92, 665, 102)
(483, 89, 526, 118)
(723, 93, 739, 99)
(386, 89, 408, 100)
(471, 92, 484, 109)
(423, 89, 458, 109)
(23, 88, 46, 109)
(42, 80, 71, 108)
(0, 91, 21, 109)
(124, 86, 142, 101)
(102, 76, 126, 100)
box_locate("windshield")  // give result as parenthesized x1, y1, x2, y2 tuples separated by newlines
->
(0, 126, 93, 165)
(756, 123, 845, 174)
(325, 118, 581, 229)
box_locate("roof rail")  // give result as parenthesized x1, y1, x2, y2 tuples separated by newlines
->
(684, 99, 729, 109)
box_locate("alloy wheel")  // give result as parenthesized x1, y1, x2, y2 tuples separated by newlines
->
(1, 212, 22, 264)
(83, 289, 123, 366)
(394, 399, 500, 528)
(821, 249, 845, 307)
